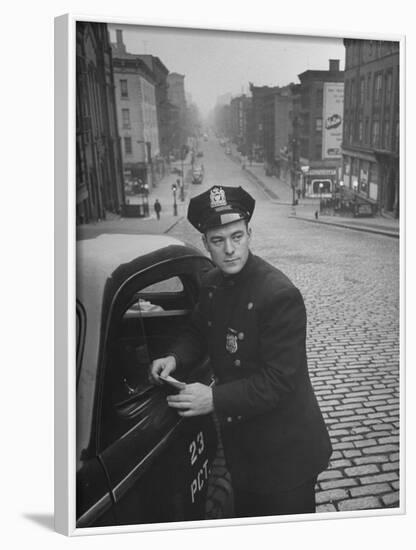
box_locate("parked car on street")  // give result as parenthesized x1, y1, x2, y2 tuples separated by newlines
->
(76, 234, 231, 528)
(192, 166, 204, 184)
(171, 166, 183, 176)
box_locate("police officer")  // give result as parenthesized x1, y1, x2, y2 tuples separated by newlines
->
(150, 185, 332, 518)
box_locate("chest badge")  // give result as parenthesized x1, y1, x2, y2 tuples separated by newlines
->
(226, 327, 238, 354)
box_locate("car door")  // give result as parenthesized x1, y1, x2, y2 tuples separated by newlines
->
(76, 300, 117, 528)
(96, 255, 218, 526)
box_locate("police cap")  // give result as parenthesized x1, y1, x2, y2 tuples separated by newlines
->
(187, 185, 255, 233)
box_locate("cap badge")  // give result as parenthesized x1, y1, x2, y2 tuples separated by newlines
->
(226, 327, 238, 354)
(210, 186, 227, 209)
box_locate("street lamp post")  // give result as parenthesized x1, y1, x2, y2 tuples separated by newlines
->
(352, 180, 359, 216)
(172, 183, 178, 216)
(319, 182, 324, 212)
(339, 180, 344, 211)
(143, 183, 149, 216)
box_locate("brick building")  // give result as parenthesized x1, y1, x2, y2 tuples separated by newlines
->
(76, 22, 125, 224)
(135, 54, 170, 167)
(111, 30, 160, 188)
(273, 86, 294, 182)
(229, 94, 252, 156)
(294, 59, 344, 198)
(249, 83, 280, 164)
(342, 39, 400, 217)
(167, 72, 188, 155)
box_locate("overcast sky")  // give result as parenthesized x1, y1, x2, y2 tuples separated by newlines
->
(108, 24, 345, 118)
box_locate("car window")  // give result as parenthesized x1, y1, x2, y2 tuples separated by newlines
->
(76, 301, 86, 386)
(139, 276, 183, 294)
(99, 262, 206, 450)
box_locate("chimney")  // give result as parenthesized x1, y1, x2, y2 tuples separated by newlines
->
(329, 59, 340, 72)
(115, 29, 126, 55)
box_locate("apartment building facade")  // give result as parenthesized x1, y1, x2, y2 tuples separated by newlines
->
(342, 39, 400, 216)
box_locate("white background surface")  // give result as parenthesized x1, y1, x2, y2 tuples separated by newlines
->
(1, 0, 413, 548)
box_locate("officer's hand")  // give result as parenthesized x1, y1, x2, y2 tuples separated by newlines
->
(167, 383, 213, 417)
(149, 355, 177, 385)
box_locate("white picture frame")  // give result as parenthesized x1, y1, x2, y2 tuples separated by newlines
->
(54, 13, 405, 537)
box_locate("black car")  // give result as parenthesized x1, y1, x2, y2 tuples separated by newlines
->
(76, 234, 232, 528)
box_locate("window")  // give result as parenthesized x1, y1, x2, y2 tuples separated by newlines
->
(344, 80, 350, 108)
(367, 73, 371, 101)
(365, 117, 370, 144)
(359, 77, 365, 106)
(124, 136, 132, 155)
(312, 179, 331, 194)
(374, 73, 383, 104)
(302, 113, 310, 134)
(350, 79, 356, 106)
(358, 119, 364, 143)
(120, 79, 128, 98)
(140, 277, 184, 294)
(383, 119, 390, 149)
(371, 119, 380, 147)
(315, 118, 322, 132)
(98, 259, 211, 449)
(343, 118, 349, 143)
(370, 163, 379, 185)
(76, 301, 86, 385)
(385, 71, 393, 105)
(343, 157, 350, 175)
(369, 41, 375, 57)
(122, 108, 131, 128)
(394, 120, 400, 152)
(315, 89, 323, 108)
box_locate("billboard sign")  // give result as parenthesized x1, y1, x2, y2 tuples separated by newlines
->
(322, 82, 344, 159)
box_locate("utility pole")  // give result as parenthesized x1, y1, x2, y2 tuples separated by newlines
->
(291, 116, 299, 206)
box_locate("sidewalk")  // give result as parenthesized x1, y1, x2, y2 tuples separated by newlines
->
(231, 148, 400, 239)
(245, 163, 293, 204)
(289, 210, 400, 238)
(77, 160, 192, 240)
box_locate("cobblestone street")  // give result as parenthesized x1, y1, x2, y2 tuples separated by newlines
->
(168, 140, 400, 514)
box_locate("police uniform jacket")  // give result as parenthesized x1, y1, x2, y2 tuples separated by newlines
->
(171, 252, 332, 493)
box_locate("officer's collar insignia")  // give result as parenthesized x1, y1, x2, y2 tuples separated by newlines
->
(210, 186, 227, 209)
(226, 327, 238, 354)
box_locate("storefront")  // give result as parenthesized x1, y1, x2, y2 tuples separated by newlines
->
(304, 167, 337, 198)
(342, 154, 380, 204)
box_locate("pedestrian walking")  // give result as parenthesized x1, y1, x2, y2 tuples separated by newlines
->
(154, 198, 162, 220)
(149, 184, 332, 518)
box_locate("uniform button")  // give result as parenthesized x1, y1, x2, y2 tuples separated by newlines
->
(234, 359, 241, 367)
(238, 332, 244, 340)
(247, 302, 253, 310)
(227, 416, 233, 423)
(208, 291, 213, 299)
(207, 320, 212, 327)
(237, 416, 242, 421)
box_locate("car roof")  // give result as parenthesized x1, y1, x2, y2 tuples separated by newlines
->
(77, 233, 185, 280)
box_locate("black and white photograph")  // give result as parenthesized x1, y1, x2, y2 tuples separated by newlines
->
(71, 19, 402, 533)
(3, 0, 414, 547)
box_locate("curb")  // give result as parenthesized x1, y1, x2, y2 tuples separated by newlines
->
(289, 215, 399, 239)
(164, 216, 185, 234)
(243, 168, 280, 200)
(229, 150, 293, 202)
